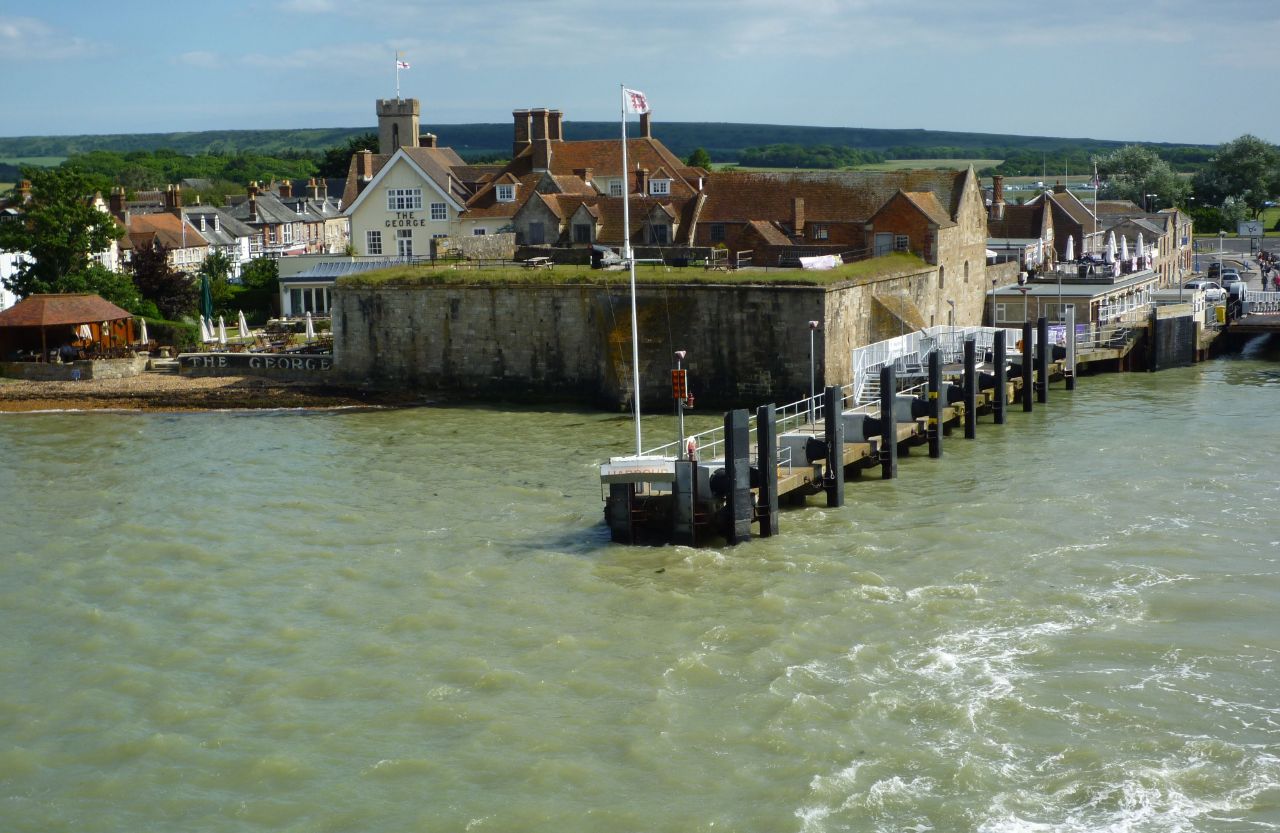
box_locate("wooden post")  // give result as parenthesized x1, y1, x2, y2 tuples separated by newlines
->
(1065, 305, 1077, 390)
(671, 461, 696, 546)
(963, 337, 977, 439)
(756, 403, 779, 537)
(724, 409, 752, 544)
(1036, 316, 1049, 404)
(607, 483, 635, 544)
(993, 329, 1007, 424)
(928, 349, 942, 458)
(1022, 321, 1034, 412)
(879, 366, 897, 479)
(823, 386, 845, 507)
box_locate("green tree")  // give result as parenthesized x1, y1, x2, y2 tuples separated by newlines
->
(1190, 135, 1280, 218)
(685, 147, 713, 169)
(0, 167, 125, 298)
(236, 256, 280, 320)
(130, 240, 196, 320)
(1094, 145, 1189, 209)
(199, 250, 235, 312)
(318, 132, 378, 179)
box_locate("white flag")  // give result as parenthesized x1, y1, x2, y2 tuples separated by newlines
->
(396, 59, 411, 69)
(623, 87, 649, 115)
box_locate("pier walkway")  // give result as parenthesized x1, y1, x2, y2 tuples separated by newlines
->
(601, 319, 1075, 545)
(1232, 290, 1280, 335)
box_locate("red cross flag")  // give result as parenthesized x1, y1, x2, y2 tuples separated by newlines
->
(623, 88, 650, 115)
(396, 59, 411, 69)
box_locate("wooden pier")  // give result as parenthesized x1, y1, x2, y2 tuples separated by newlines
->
(601, 321, 1072, 546)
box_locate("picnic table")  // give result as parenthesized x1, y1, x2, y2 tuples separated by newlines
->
(523, 256, 553, 269)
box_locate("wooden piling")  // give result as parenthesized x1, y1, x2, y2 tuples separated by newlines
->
(1022, 321, 1034, 412)
(1065, 306, 1077, 390)
(928, 349, 942, 458)
(756, 403, 779, 536)
(993, 329, 1007, 424)
(879, 366, 897, 479)
(672, 460, 696, 546)
(963, 337, 977, 439)
(1036, 316, 1049, 404)
(724, 409, 752, 544)
(824, 386, 845, 506)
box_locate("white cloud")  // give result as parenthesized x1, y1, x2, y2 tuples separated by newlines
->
(0, 15, 95, 61)
(177, 50, 219, 69)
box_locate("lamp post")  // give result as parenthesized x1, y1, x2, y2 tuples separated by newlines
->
(1146, 193, 1157, 213)
(674, 350, 687, 457)
(990, 278, 998, 328)
(808, 320, 820, 426)
(1219, 231, 1226, 281)
(1016, 285, 1031, 325)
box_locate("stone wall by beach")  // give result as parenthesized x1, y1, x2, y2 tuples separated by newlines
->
(330, 260, 981, 408)
(0, 357, 147, 382)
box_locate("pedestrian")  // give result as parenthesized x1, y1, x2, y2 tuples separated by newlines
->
(1273, 272, 1280, 292)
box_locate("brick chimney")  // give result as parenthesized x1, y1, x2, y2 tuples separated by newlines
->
(279, 180, 292, 199)
(307, 178, 320, 199)
(792, 197, 805, 234)
(574, 167, 594, 184)
(109, 186, 126, 218)
(990, 175, 1005, 221)
(420, 132, 437, 148)
(639, 112, 652, 139)
(1053, 180, 1066, 194)
(164, 183, 182, 214)
(637, 167, 649, 195)
(16, 179, 31, 202)
(548, 110, 564, 141)
(357, 150, 374, 181)
(530, 108, 553, 171)
(512, 109, 532, 158)
(248, 194, 258, 222)
(318, 180, 327, 200)
(248, 181, 260, 197)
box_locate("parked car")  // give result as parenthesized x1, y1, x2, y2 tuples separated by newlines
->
(1184, 279, 1226, 302)
(1221, 268, 1242, 282)
(1207, 262, 1222, 280)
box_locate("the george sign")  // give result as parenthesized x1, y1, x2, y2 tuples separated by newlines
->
(181, 353, 332, 373)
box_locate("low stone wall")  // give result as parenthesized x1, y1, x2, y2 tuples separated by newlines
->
(178, 352, 334, 382)
(0, 357, 148, 381)
(434, 233, 517, 261)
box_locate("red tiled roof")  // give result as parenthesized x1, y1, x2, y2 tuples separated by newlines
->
(902, 191, 956, 228)
(699, 169, 966, 225)
(745, 219, 793, 246)
(126, 212, 208, 250)
(0, 294, 132, 328)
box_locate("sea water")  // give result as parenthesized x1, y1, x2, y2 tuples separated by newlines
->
(2, 345, 1278, 832)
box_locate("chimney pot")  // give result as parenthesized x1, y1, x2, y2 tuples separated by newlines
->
(639, 112, 652, 139)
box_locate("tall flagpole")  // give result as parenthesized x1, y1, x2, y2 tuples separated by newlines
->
(621, 84, 642, 456)
(395, 52, 401, 98)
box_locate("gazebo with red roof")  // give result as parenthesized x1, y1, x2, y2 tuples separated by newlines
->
(0, 293, 134, 361)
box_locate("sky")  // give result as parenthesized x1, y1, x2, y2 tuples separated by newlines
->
(2, 0, 1279, 147)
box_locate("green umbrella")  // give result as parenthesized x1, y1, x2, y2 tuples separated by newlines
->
(200, 272, 213, 322)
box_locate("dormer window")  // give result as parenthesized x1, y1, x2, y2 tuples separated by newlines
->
(496, 184, 515, 203)
(649, 178, 670, 196)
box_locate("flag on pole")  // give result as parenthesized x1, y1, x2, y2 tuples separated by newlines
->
(623, 88, 649, 114)
(396, 59, 410, 69)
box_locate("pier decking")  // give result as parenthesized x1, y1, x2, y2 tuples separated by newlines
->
(601, 320, 1075, 545)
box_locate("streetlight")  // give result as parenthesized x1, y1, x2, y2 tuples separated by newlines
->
(990, 278, 998, 328)
(1219, 230, 1226, 280)
(1016, 285, 1031, 324)
(1146, 193, 1157, 213)
(808, 321, 821, 425)
(673, 350, 688, 457)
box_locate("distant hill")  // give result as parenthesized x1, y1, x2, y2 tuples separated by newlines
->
(0, 122, 1214, 162)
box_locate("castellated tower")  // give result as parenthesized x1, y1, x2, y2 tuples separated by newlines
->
(377, 98, 420, 154)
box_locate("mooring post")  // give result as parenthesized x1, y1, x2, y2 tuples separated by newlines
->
(607, 483, 635, 544)
(879, 365, 897, 480)
(756, 403, 779, 537)
(724, 409, 752, 544)
(963, 337, 977, 439)
(1036, 316, 1049, 404)
(1022, 321, 1034, 412)
(993, 328, 1007, 424)
(823, 386, 845, 507)
(671, 460, 696, 546)
(928, 349, 942, 458)
(1064, 305, 1077, 391)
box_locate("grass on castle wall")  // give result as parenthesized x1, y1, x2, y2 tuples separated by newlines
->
(336, 252, 928, 290)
